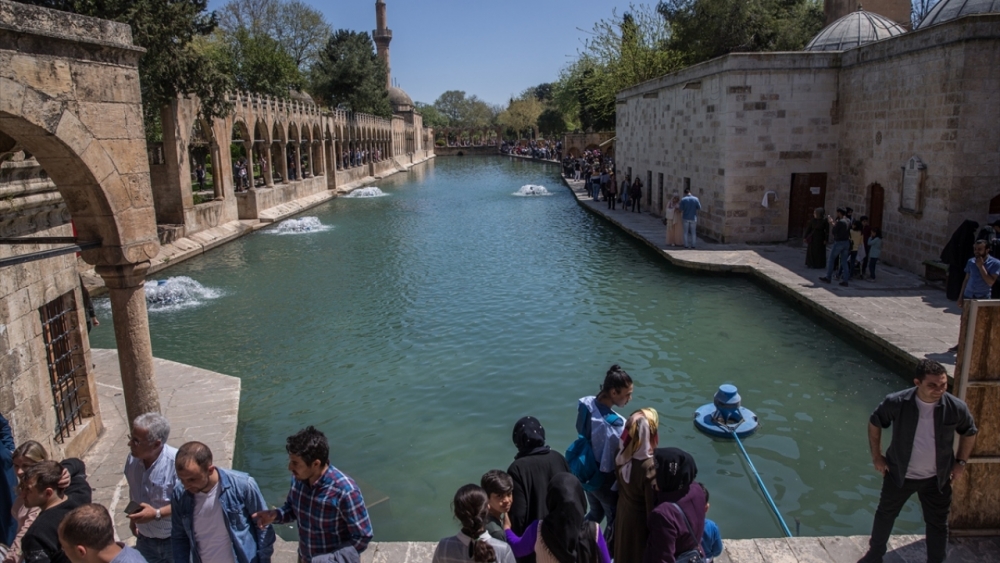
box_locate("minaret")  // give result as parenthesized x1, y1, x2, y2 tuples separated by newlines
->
(373, 0, 392, 89)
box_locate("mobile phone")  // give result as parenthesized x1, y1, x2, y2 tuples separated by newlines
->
(124, 501, 143, 515)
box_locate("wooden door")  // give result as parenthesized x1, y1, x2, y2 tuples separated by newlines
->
(787, 173, 827, 239)
(868, 183, 885, 229)
(952, 300, 1000, 534)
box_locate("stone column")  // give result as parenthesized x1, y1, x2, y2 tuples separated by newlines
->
(264, 143, 274, 187)
(243, 141, 254, 188)
(278, 142, 289, 183)
(210, 143, 223, 199)
(308, 143, 315, 177)
(294, 143, 302, 180)
(96, 262, 160, 425)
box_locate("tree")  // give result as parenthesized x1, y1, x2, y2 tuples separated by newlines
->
(19, 0, 233, 139)
(497, 96, 544, 139)
(431, 91, 496, 128)
(911, 0, 941, 28)
(554, 4, 684, 131)
(537, 108, 568, 138)
(218, 0, 331, 72)
(414, 103, 450, 128)
(309, 30, 391, 117)
(206, 28, 300, 97)
(657, 0, 824, 65)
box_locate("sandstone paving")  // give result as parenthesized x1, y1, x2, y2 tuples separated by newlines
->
(561, 177, 960, 376)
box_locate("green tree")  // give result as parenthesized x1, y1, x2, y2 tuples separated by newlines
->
(657, 0, 824, 65)
(19, 0, 233, 138)
(309, 30, 391, 117)
(414, 102, 450, 128)
(497, 96, 544, 139)
(537, 108, 568, 138)
(219, 0, 330, 72)
(554, 4, 684, 132)
(431, 91, 496, 128)
(205, 28, 300, 97)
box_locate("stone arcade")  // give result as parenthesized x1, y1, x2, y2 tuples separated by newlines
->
(616, 3, 1000, 275)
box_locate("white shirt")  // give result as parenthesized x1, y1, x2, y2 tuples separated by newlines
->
(193, 482, 237, 563)
(905, 398, 938, 479)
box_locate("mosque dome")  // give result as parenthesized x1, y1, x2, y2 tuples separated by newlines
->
(389, 86, 413, 112)
(804, 9, 907, 51)
(918, 0, 1000, 28)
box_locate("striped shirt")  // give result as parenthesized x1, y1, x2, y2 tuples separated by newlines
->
(275, 465, 373, 560)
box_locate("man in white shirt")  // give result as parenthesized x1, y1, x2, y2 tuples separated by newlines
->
(860, 360, 977, 563)
(123, 413, 176, 563)
(171, 442, 274, 563)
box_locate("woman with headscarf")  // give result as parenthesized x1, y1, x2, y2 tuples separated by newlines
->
(507, 417, 571, 560)
(613, 409, 659, 563)
(503, 473, 610, 563)
(941, 220, 980, 301)
(803, 207, 828, 269)
(645, 448, 706, 563)
(666, 195, 683, 247)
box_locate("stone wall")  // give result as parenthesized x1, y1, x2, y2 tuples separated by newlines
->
(833, 15, 1000, 273)
(616, 15, 1000, 269)
(617, 53, 840, 241)
(563, 132, 615, 158)
(0, 155, 101, 459)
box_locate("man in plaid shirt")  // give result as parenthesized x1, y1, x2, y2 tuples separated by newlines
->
(253, 427, 373, 562)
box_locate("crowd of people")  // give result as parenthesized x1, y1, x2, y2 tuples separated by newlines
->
(501, 141, 560, 161)
(339, 148, 382, 170)
(430, 366, 723, 563)
(801, 208, 884, 286)
(0, 414, 370, 563)
(0, 354, 981, 563)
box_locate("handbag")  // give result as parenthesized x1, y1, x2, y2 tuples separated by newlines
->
(670, 503, 706, 563)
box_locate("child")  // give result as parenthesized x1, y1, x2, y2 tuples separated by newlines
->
(867, 228, 882, 281)
(701, 485, 723, 562)
(432, 484, 515, 563)
(481, 470, 513, 542)
(849, 220, 864, 278)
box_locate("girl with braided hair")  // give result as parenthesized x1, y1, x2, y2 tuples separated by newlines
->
(432, 485, 515, 563)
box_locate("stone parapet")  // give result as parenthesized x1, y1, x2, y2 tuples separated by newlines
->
(0, 0, 137, 49)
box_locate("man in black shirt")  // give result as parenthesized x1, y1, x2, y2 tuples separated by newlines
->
(21, 460, 90, 563)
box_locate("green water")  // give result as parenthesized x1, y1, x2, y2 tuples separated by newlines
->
(90, 157, 920, 541)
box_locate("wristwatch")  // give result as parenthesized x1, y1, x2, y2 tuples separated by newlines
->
(956, 459, 967, 466)
(155, 508, 162, 520)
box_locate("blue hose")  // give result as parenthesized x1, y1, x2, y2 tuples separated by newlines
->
(720, 423, 793, 537)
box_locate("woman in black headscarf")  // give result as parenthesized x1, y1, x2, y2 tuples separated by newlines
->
(506, 417, 570, 547)
(645, 448, 707, 563)
(941, 220, 980, 300)
(503, 472, 610, 563)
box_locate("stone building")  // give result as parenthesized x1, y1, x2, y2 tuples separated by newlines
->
(615, 6, 1000, 274)
(1, 0, 164, 457)
(149, 0, 432, 243)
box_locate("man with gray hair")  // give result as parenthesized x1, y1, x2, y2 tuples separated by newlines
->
(123, 413, 176, 563)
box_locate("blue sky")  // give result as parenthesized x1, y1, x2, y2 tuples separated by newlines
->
(207, 0, 643, 107)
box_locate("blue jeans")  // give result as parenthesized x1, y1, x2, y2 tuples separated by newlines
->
(868, 258, 879, 279)
(136, 535, 172, 563)
(683, 219, 697, 248)
(584, 475, 617, 546)
(826, 240, 851, 281)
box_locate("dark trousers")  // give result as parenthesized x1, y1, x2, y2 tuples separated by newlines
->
(631, 197, 640, 212)
(608, 194, 616, 210)
(865, 476, 951, 563)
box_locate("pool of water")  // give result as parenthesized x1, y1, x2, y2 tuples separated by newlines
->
(90, 156, 919, 541)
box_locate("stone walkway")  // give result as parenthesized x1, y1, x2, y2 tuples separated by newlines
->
(562, 177, 960, 376)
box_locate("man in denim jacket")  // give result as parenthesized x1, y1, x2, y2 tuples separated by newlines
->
(171, 442, 275, 563)
(859, 360, 977, 563)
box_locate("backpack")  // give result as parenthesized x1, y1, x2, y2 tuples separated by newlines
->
(566, 405, 621, 492)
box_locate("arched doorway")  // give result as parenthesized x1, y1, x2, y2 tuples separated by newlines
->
(868, 183, 885, 229)
(0, 8, 162, 432)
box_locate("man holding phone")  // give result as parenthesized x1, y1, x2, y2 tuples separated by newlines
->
(123, 413, 176, 563)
